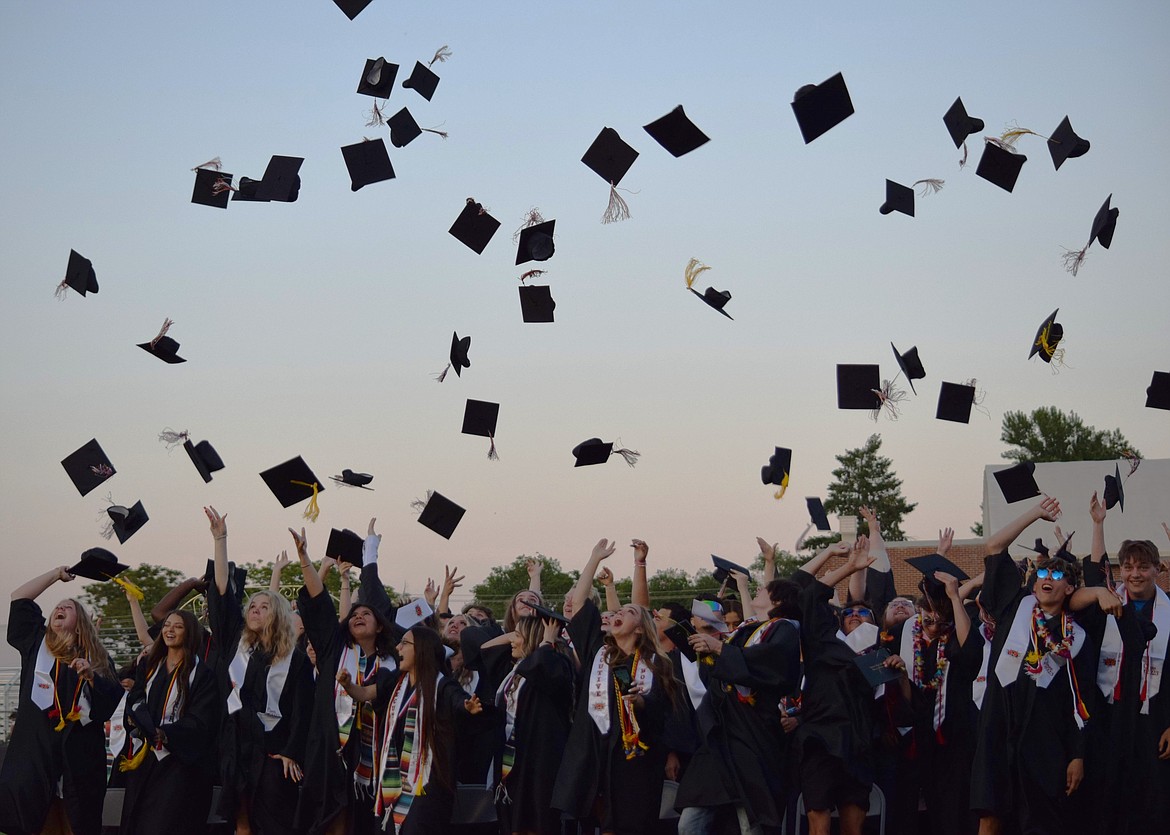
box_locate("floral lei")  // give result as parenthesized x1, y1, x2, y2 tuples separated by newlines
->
(912, 616, 948, 690)
(1023, 606, 1074, 675)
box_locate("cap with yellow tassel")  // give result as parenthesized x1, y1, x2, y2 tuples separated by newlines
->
(260, 456, 326, 522)
(761, 447, 791, 499)
(1029, 309, 1067, 371)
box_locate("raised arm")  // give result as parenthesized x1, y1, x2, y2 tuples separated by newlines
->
(858, 507, 891, 571)
(12, 566, 74, 601)
(204, 506, 229, 595)
(526, 558, 542, 595)
(957, 570, 984, 602)
(798, 541, 851, 580)
(598, 567, 621, 611)
(126, 587, 152, 648)
(1089, 491, 1106, 562)
(936, 571, 971, 646)
(631, 540, 650, 608)
(290, 528, 324, 598)
(732, 569, 753, 612)
(150, 577, 205, 625)
(357, 518, 396, 624)
(568, 538, 616, 615)
(819, 537, 873, 589)
(756, 537, 777, 584)
(269, 549, 291, 593)
(438, 564, 464, 616)
(986, 496, 1061, 555)
(336, 561, 353, 621)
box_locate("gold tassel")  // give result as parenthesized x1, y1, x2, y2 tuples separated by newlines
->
(53, 714, 66, 732)
(601, 183, 631, 224)
(1000, 124, 1049, 148)
(291, 480, 321, 522)
(112, 575, 145, 601)
(65, 708, 81, 722)
(1034, 325, 1067, 371)
(119, 741, 149, 772)
(684, 258, 709, 290)
(774, 473, 789, 500)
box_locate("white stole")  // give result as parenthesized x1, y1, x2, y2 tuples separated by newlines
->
(226, 642, 293, 732)
(972, 624, 993, 710)
(587, 648, 653, 734)
(495, 667, 525, 740)
(994, 596, 1085, 689)
(31, 637, 92, 724)
(108, 692, 129, 760)
(680, 655, 706, 712)
(146, 657, 200, 760)
(1098, 586, 1169, 714)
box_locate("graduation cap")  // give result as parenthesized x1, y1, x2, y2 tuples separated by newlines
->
(710, 555, 751, 585)
(127, 699, 157, 746)
(571, 438, 639, 468)
(791, 72, 854, 144)
(890, 343, 925, 395)
(879, 180, 915, 217)
(1103, 464, 1125, 512)
(1029, 309, 1064, 364)
(402, 61, 440, 100)
(259, 456, 325, 521)
(104, 501, 149, 545)
(449, 198, 501, 254)
(137, 319, 186, 364)
(906, 553, 970, 583)
(386, 107, 422, 148)
(531, 602, 570, 626)
(1062, 194, 1119, 276)
(333, 0, 375, 19)
(943, 97, 984, 149)
(993, 461, 1041, 504)
(416, 491, 465, 539)
(836, 364, 881, 410)
(1047, 116, 1090, 171)
(581, 127, 639, 223)
(807, 497, 831, 531)
(357, 57, 398, 98)
(853, 648, 900, 689)
(183, 440, 224, 483)
(61, 439, 116, 497)
(55, 249, 98, 299)
(642, 105, 710, 157)
(191, 166, 232, 209)
(1023, 538, 1050, 559)
(1052, 532, 1077, 564)
(975, 141, 1026, 193)
(69, 547, 129, 581)
(691, 597, 731, 633)
(691, 287, 734, 319)
(663, 618, 697, 660)
(516, 219, 555, 265)
(253, 155, 303, 202)
(1146, 370, 1170, 410)
(936, 381, 976, 423)
(448, 331, 471, 378)
(519, 285, 555, 323)
(326, 528, 363, 563)
(330, 469, 374, 489)
(341, 139, 395, 191)
(760, 447, 791, 498)
(462, 399, 499, 460)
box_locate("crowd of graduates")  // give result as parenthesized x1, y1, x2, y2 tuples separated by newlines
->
(0, 491, 1168, 835)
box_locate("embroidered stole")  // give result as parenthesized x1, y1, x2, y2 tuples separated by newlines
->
(586, 648, 652, 734)
(1098, 586, 1169, 714)
(994, 596, 1089, 728)
(32, 638, 92, 730)
(495, 667, 525, 784)
(374, 674, 440, 828)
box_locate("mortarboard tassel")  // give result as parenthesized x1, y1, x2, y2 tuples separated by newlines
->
(602, 183, 631, 224)
(99, 519, 116, 541)
(913, 178, 944, 196)
(999, 123, 1050, 148)
(157, 427, 189, 449)
(684, 258, 710, 291)
(612, 444, 640, 467)
(774, 472, 789, 501)
(518, 269, 546, 284)
(150, 318, 174, 348)
(1121, 449, 1141, 478)
(410, 490, 434, 513)
(290, 480, 321, 522)
(428, 45, 452, 66)
(870, 380, 908, 422)
(365, 100, 386, 128)
(959, 141, 969, 169)
(90, 464, 113, 478)
(53, 278, 70, 300)
(433, 363, 450, 383)
(964, 379, 991, 419)
(190, 157, 222, 172)
(422, 124, 448, 139)
(111, 575, 144, 601)
(1061, 245, 1089, 276)
(1034, 325, 1067, 372)
(487, 434, 498, 461)
(513, 208, 546, 243)
(211, 176, 238, 195)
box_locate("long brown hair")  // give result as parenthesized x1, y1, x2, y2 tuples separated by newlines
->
(141, 610, 204, 715)
(603, 604, 678, 704)
(46, 598, 113, 679)
(408, 626, 454, 792)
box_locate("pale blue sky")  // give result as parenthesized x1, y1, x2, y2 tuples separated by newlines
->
(2, 1, 1167, 661)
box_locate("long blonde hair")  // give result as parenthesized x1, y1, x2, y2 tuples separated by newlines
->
(240, 591, 296, 660)
(45, 598, 113, 679)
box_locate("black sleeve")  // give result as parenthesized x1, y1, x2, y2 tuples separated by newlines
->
(1081, 553, 1110, 589)
(460, 626, 513, 693)
(866, 567, 898, 616)
(158, 663, 221, 765)
(7, 598, 47, 656)
(981, 551, 1024, 625)
(279, 651, 314, 761)
(358, 561, 398, 626)
(373, 668, 406, 711)
(297, 586, 342, 672)
(799, 579, 850, 665)
(87, 651, 125, 723)
(516, 645, 575, 695)
(206, 580, 244, 664)
(710, 621, 801, 693)
(567, 598, 604, 669)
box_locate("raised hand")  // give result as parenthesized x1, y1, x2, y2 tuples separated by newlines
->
(858, 506, 878, 527)
(424, 579, 439, 607)
(631, 539, 649, 564)
(204, 506, 228, 538)
(288, 527, 309, 559)
(57, 566, 75, 584)
(756, 537, 777, 561)
(273, 550, 291, 575)
(443, 565, 464, 596)
(938, 527, 955, 556)
(367, 517, 380, 540)
(542, 617, 560, 644)
(597, 567, 614, 587)
(827, 541, 852, 560)
(1036, 495, 1062, 523)
(526, 558, 542, 581)
(934, 571, 960, 599)
(1090, 492, 1106, 524)
(591, 538, 617, 563)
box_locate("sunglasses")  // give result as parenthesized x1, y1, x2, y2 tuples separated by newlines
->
(842, 607, 873, 619)
(1035, 568, 1065, 581)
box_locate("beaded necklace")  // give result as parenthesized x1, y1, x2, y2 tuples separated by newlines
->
(911, 616, 948, 691)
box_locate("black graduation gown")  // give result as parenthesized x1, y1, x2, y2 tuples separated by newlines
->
(450, 623, 508, 793)
(969, 551, 1095, 830)
(209, 581, 314, 833)
(119, 657, 220, 835)
(0, 599, 123, 835)
(551, 599, 670, 835)
(674, 618, 801, 828)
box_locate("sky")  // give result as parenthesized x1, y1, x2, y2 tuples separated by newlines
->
(1, 1, 1168, 664)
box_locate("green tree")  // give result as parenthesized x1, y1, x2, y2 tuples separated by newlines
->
(1000, 407, 1140, 463)
(809, 434, 917, 545)
(470, 555, 576, 615)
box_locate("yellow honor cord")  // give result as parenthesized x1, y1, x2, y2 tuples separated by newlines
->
(119, 740, 149, 771)
(291, 480, 321, 522)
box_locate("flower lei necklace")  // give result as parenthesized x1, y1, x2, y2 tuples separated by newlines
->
(912, 616, 949, 691)
(1024, 606, 1074, 675)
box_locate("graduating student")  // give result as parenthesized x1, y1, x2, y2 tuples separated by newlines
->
(117, 609, 221, 835)
(675, 559, 803, 835)
(205, 506, 314, 835)
(552, 538, 677, 835)
(294, 519, 403, 835)
(0, 558, 123, 835)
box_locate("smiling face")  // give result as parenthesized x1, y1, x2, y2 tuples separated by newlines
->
(1120, 558, 1158, 601)
(884, 598, 915, 628)
(347, 605, 381, 643)
(161, 613, 187, 649)
(841, 604, 875, 635)
(443, 614, 469, 641)
(609, 604, 645, 640)
(50, 599, 78, 636)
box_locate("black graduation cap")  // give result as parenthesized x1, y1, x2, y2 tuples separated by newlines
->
(1103, 463, 1124, 512)
(61, 439, 116, 496)
(1088, 194, 1119, 250)
(461, 399, 499, 458)
(1029, 309, 1063, 362)
(183, 440, 224, 483)
(993, 461, 1041, 504)
(357, 57, 398, 98)
(326, 528, 364, 563)
(137, 320, 186, 364)
(890, 343, 925, 395)
(69, 547, 129, 581)
(331, 469, 374, 488)
(449, 332, 471, 377)
(836, 364, 881, 410)
(1146, 370, 1170, 410)
(936, 381, 976, 424)
(254, 156, 303, 202)
(519, 285, 555, 323)
(975, 142, 1026, 193)
(386, 107, 422, 148)
(943, 97, 984, 148)
(127, 699, 157, 745)
(807, 497, 832, 531)
(402, 61, 440, 100)
(760, 447, 791, 495)
(581, 127, 639, 186)
(191, 167, 232, 209)
(854, 648, 900, 688)
(259, 456, 325, 509)
(1047, 116, 1090, 171)
(711, 555, 751, 584)
(642, 105, 710, 157)
(106, 501, 149, 545)
(1023, 538, 1050, 558)
(791, 72, 854, 144)
(516, 219, 555, 265)
(572, 438, 613, 467)
(530, 602, 570, 625)
(333, 0, 375, 19)
(341, 139, 395, 191)
(879, 180, 915, 217)
(449, 199, 501, 254)
(59, 249, 99, 297)
(230, 176, 266, 203)
(417, 491, 465, 539)
(688, 285, 733, 319)
(906, 553, 970, 583)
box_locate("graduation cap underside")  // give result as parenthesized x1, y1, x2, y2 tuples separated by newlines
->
(642, 105, 710, 157)
(61, 438, 116, 497)
(519, 285, 555, 322)
(417, 491, 465, 539)
(183, 439, 224, 483)
(791, 72, 854, 144)
(326, 528, 364, 562)
(107, 501, 149, 545)
(69, 547, 129, 582)
(449, 199, 500, 254)
(341, 139, 395, 191)
(994, 461, 1040, 504)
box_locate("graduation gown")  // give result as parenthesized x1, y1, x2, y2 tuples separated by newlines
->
(0, 599, 123, 835)
(118, 657, 220, 835)
(674, 617, 802, 829)
(551, 599, 670, 835)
